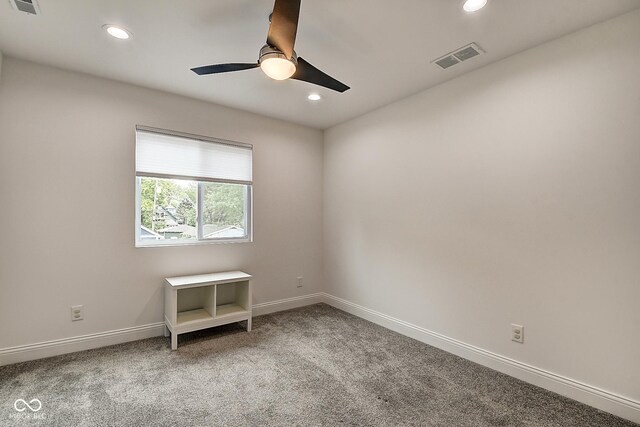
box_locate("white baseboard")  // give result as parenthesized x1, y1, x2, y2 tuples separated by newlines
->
(0, 293, 323, 367)
(321, 293, 640, 424)
(252, 293, 323, 316)
(0, 323, 166, 366)
(3, 292, 636, 423)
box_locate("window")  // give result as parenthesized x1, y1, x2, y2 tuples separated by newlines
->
(135, 126, 252, 246)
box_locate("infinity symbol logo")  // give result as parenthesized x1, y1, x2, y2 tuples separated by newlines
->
(14, 399, 42, 412)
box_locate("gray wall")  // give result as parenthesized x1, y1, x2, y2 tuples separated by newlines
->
(324, 10, 640, 402)
(0, 58, 324, 348)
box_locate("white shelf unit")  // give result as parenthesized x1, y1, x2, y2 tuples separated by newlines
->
(164, 271, 252, 350)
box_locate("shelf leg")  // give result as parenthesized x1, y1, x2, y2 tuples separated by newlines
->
(164, 325, 170, 337)
(247, 317, 252, 332)
(171, 333, 178, 350)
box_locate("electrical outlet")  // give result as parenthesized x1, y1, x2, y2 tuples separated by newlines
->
(71, 305, 84, 321)
(511, 324, 523, 343)
(296, 276, 303, 288)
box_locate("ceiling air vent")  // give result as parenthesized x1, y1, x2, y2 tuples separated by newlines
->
(10, 0, 40, 15)
(432, 43, 484, 70)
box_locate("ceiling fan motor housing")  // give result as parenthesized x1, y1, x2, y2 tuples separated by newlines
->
(259, 44, 298, 65)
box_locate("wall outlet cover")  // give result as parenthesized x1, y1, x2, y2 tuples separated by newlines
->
(512, 324, 524, 343)
(71, 305, 84, 321)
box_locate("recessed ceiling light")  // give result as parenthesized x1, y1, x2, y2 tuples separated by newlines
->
(103, 25, 131, 40)
(308, 93, 321, 101)
(463, 0, 488, 12)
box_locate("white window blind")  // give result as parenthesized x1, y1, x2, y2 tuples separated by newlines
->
(135, 126, 253, 184)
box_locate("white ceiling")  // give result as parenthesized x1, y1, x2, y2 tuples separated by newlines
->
(1, 0, 639, 129)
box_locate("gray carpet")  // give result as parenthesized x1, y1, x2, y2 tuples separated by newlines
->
(0, 304, 636, 426)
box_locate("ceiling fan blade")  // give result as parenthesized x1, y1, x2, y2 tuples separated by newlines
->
(291, 57, 350, 93)
(191, 63, 259, 75)
(266, 0, 301, 59)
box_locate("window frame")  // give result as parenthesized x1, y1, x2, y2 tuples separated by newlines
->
(134, 126, 253, 248)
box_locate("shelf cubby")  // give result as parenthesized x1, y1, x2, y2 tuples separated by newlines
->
(215, 280, 249, 318)
(176, 286, 215, 325)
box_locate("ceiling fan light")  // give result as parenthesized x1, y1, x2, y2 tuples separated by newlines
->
(260, 56, 296, 80)
(259, 46, 297, 80)
(463, 0, 488, 12)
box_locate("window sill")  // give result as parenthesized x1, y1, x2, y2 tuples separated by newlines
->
(135, 238, 252, 248)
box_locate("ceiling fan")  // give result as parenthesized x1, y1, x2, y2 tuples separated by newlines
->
(191, 0, 350, 93)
